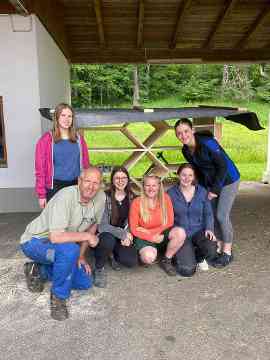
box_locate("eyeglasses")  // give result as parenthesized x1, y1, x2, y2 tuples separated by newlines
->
(114, 177, 128, 181)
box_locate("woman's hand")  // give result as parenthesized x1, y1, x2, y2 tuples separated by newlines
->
(208, 192, 218, 200)
(121, 232, 133, 247)
(136, 227, 150, 234)
(152, 234, 164, 244)
(78, 256, 91, 274)
(205, 230, 216, 241)
(39, 198, 47, 209)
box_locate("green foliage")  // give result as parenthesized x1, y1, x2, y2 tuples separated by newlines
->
(256, 83, 270, 102)
(180, 76, 219, 102)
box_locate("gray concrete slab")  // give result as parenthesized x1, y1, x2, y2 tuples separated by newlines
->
(1, 182, 270, 360)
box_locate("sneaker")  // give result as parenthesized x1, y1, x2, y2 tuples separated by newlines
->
(24, 262, 44, 293)
(50, 293, 69, 321)
(94, 267, 107, 288)
(159, 257, 176, 276)
(197, 259, 209, 271)
(211, 252, 234, 268)
(109, 255, 121, 271)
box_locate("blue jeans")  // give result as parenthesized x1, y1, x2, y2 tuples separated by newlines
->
(21, 237, 92, 300)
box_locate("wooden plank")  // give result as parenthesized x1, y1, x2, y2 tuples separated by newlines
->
(170, 0, 193, 49)
(71, 48, 270, 63)
(32, 0, 69, 60)
(80, 126, 124, 131)
(93, 0, 106, 47)
(121, 126, 146, 149)
(235, 5, 270, 49)
(88, 146, 180, 152)
(137, 0, 144, 48)
(203, 0, 238, 49)
(193, 117, 215, 126)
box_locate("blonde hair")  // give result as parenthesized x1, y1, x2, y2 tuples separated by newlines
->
(140, 174, 168, 225)
(52, 103, 77, 143)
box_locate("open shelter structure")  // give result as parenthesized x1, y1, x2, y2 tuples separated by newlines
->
(0, 0, 270, 211)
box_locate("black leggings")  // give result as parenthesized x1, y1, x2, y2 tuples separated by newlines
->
(175, 231, 217, 277)
(95, 232, 138, 269)
(46, 178, 78, 202)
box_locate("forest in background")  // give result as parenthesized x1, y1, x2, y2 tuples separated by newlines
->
(70, 63, 270, 181)
(70, 64, 270, 110)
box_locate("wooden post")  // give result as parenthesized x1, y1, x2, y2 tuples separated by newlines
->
(262, 112, 270, 183)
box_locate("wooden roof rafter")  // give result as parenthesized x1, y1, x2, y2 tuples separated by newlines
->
(170, 0, 193, 50)
(235, 3, 270, 49)
(8, 0, 29, 15)
(203, 0, 238, 49)
(93, 0, 106, 48)
(137, 0, 144, 48)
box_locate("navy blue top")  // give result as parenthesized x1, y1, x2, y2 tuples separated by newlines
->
(182, 134, 240, 195)
(53, 140, 80, 181)
(167, 184, 214, 237)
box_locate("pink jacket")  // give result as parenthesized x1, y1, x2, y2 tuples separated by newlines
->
(35, 131, 90, 199)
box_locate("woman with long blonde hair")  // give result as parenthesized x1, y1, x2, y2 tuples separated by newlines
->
(35, 103, 90, 208)
(129, 174, 185, 276)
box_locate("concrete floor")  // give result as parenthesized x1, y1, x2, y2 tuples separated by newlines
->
(1, 182, 270, 360)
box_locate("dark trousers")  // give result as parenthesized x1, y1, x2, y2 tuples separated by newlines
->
(175, 231, 217, 277)
(47, 178, 78, 202)
(95, 232, 138, 269)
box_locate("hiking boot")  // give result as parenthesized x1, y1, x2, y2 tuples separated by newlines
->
(211, 252, 234, 268)
(197, 259, 209, 271)
(94, 267, 107, 288)
(50, 293, 69, 321)
(24, 262, 44, 293)
(160, 257, 176, 276)
(109, 255, 121, 271)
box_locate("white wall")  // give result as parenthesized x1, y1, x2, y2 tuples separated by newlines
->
(35, 16, 70, 133)
(0, 14, 70, 211)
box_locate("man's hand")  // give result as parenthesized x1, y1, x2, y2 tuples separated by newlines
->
(78, 256, 91, 274)
(87, 234, 99, 248)
(86, 223, 97, 234)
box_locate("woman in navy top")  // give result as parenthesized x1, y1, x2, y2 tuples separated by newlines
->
(168, 163, 218, 277)
(174, 118, 240, 268)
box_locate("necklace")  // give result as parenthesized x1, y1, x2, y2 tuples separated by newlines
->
(115, 191, 126, 206)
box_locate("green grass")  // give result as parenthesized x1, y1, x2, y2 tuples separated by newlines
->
(84, 97, 269, 181)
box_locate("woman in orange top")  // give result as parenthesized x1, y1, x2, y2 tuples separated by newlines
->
(129, 174, 185, 276)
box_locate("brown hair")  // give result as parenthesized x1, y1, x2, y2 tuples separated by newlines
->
(174, 118, 193, 132)
(177, 163, 197, 185)
(108, 166, 133, 226)
(52, 103, 77, 143)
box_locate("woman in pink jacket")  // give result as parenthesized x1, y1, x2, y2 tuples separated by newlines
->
(35, 103, 90, 208)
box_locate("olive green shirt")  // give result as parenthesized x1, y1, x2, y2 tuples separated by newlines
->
(20, 185, 106, 244)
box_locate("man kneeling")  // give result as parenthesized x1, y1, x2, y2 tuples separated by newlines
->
(20, 167, 105, 321)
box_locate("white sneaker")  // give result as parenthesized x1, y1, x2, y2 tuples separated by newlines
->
(197, 259, 209, 271)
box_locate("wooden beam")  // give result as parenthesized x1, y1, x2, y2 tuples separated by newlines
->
(137, 0, 144, 48)
(203, 0, 238, 49)
(235, 4, 270, 49)
(0, 2, 16, 13)
(70, 48, 270, 64)
(170, 0, 193, 49)
(93, 0, 106, 47)
(32, 0, 69, 60)
(8, 0, 29, 15)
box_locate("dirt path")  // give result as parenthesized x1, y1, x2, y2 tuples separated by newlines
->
(0, 182, 270, 360)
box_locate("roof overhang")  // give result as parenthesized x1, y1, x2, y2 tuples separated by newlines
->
(1, 0, 270, 64)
